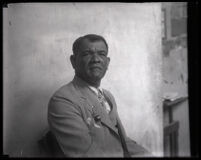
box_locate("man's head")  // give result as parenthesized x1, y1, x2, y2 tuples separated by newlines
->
(70, 34, 110, 87)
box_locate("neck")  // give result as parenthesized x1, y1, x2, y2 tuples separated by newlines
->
(88, 81, 100, 88)
(76, 75, 101, 88)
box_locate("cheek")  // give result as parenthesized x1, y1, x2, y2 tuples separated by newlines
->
(104, 59, 110, 68)
(76, 59, 89, 70)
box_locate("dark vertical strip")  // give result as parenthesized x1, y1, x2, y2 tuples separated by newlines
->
(1, 1, 4, 156)
(187, 2, 200, 157)
(168, 107, 173, 123)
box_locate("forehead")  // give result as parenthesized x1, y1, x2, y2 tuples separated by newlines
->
(79, 39, 108, 51)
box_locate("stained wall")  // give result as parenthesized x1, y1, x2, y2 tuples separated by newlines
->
(162, 2, 190, 156)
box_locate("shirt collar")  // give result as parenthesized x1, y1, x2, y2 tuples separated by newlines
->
(88, 85, 103, 96)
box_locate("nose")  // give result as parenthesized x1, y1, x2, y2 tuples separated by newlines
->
(91, 53, 101, 63)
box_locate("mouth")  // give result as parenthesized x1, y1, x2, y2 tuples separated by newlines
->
(89, 65, 102, 70)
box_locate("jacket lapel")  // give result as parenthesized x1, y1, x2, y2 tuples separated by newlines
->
(103, 90, 118, 125)
(72, 76, 119, 135)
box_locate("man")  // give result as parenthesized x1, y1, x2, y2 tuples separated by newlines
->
(47, 34, 151, 157)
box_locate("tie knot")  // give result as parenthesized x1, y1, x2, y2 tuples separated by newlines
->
(97, 89, 111, 114)
(97, 89, 105, 101)
(98, 89, 102, 95)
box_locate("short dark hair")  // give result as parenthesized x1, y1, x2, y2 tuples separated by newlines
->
(72, 34, 108, 55)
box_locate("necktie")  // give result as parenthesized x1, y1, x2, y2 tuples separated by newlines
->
(97, 89, 111, 114)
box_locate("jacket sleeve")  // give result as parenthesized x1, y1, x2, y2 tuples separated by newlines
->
(48, 96, 104, 157)
(116, 110, 152, 157)
(125, 137, 153, 157)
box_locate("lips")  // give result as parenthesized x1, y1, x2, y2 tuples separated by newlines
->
(89, 65, 102, 70)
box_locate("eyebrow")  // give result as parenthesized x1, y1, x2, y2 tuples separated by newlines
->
(82, 48, 107, 51)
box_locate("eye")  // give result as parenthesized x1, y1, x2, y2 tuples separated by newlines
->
(82, 51, 91, 57)
(98, 51, 107, 57)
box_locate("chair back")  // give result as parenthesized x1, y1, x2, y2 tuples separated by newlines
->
(38, 131, 65, 157)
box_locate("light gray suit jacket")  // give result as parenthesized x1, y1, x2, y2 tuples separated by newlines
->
(48, 76, 150, 157)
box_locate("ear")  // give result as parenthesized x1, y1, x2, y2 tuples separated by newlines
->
(106, 57, 110, 69)
(70, 55, 76, 69)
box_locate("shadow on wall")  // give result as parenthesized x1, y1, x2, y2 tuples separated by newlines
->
(4, 88, 51, 157)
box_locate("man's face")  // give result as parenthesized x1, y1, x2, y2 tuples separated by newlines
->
(72, 39, 110, 85)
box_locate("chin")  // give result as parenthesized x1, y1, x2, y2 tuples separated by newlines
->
(88, 73, 104, 81)
(86, 70, 107, 82)
(90, 75, 102, 81)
